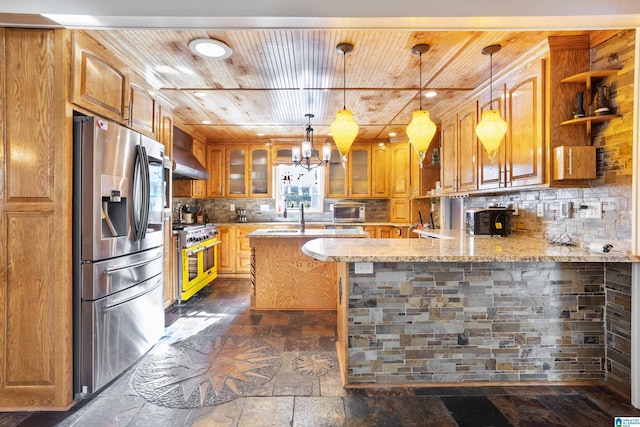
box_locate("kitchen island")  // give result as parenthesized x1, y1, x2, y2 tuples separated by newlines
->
(302, 232, 639, 387)
(248, 228, 368, 310)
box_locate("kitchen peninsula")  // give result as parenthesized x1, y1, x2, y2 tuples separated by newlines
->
(302, 233, 639, 387)
(248, 228, 368, 310)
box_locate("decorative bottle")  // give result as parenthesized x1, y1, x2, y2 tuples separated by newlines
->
(573, 91, 585, 119)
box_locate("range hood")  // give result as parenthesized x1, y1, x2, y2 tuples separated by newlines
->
(172, 145, 210, 180)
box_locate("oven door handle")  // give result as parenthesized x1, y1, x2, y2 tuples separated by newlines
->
(186, 240, 220, 255)
(204, 240, 221, 249)
(104, 253, 163, 275)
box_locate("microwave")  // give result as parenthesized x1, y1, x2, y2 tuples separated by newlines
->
(465, 208, 512, 236)
(332, 202, 365, 223)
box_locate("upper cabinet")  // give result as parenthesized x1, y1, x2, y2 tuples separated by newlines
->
(478, 60, 545, 190)
(440, 101, 478, 194)
(371, 144, 390, 198)
(71, 31, 158, 139)
(326, 144, 376, 198)
(225, 144, 272, 198)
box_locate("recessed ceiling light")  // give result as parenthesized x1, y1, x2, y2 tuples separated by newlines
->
(201, 120, 211, 125)
(189, 38, 232, 59)
(193, 92, 207, 98)
(256, 132, 265, 137)
(425, 91, 438, 98)
(388, 132, 397, 137)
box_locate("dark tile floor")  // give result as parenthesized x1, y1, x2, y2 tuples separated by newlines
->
(4, 278, 640, 426)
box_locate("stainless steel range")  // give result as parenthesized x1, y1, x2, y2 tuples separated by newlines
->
(174, 223, 220, 301)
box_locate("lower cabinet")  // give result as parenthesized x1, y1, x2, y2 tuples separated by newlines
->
(217, 225, 236, 274)
(336, 262, 349, 385)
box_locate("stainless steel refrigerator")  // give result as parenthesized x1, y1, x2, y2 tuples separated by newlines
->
(72, 114, 166, 396)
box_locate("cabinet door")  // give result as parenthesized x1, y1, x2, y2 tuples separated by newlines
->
(217, 226, 236, 273)
(350, 146, 370, 197)
(226, 147, 248, 197)
(391, 143, 411, 197)
(371, 144, 389, 198)
(249, 146, 271, 197)
(164, 230, 177, 308)
(1, 28, 72, 409)
(206, 145, 224, 197)
(236, 226, 259, 274)
(127, 82, 155, 137)
(507, 62, 544, 187)
(336, 262, 349, 385)
(71, 31, 126, 121)
(156, 98, 174, 158)
(477, 89, 506, 190)
(388, 198, 411, 223)
(326, 148, 348, 198)
(457, 101, 478, 192)
(440, 118, 457, 194)
(192, 140, 207, 198)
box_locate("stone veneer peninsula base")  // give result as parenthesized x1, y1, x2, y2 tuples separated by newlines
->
(302, 234, 638, 388)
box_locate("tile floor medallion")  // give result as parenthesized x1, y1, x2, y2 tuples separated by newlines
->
(132, 332, 282, 408)
(292, 353, 336, 376)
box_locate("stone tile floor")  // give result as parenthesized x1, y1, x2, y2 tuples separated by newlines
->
(4, 278, 640, 426)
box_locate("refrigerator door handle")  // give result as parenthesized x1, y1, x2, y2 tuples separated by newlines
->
(103, 252, 163, 275)
(132, 145, 151, 241)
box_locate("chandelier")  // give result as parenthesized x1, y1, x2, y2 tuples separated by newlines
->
(330, 42, 359, 165)
(475, 44, 508, 162)
(292, 113, 331, 171)
(406, 43, 437, 169)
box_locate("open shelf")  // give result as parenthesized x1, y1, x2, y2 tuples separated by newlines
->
(560, 68, 622, 84)
(560, 114, 621, 126)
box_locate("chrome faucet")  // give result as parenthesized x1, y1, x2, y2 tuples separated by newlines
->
(283, 193, 305, 232)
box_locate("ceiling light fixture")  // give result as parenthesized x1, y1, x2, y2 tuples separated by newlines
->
(475, 44, 507, 162)
(189, 38, 232, 59)
(406, 44, 437, 169)
(292, 114, 331, 171)
(330, 42, 359, 166)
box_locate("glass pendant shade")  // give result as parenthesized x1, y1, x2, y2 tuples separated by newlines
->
(476, 109, 507, 161)
(330, 109, 359, 162)
(407, 110, 437, 168)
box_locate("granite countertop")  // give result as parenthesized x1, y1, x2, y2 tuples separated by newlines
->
(301, 229, 640, 262)
(215, 221, 414, 227)
(247, 228, 369, 238)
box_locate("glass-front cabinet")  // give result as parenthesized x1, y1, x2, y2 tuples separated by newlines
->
(325, 144, 371, 198)
(225, 144, 272, 198)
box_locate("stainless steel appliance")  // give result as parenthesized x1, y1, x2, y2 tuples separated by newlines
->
(72, 114, 166, 396)
(332, 202, 365, 223)
(174, 223, 220, 301)
(465, 208, 513, 236)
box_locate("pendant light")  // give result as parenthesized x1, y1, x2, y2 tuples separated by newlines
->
(406, 44, 437, 169)
(330, 43, 359, 165)
(292, 114, 331, 171)
(475, 44, 507, 162)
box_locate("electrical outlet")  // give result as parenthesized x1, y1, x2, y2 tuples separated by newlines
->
(536, 203, 544, 217)
(229, 203, 235, 212)
(581, 202, 602, 219)
(560, 202, 573, 219)
(354, 262, 373, 275)
(260, 204, 270, 212)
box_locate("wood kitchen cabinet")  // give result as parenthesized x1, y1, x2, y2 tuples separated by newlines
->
(388, 198, 411, 223)
(71, 31, 158, 138)
(0, 28, 72, 409)
(390, 142, 412, 197)
(326, 144, 371, 198)
(478, 60, 545, 190)
(216, 225, 236, 274)
(440, 101, 478, 194)
(155, 96, 174, 159)
(225, 145, 271, 198)
(371, 144, 390, 198)
(206, 144, 225, 198)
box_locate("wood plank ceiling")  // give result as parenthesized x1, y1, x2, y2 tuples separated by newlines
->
(87, 28, 606, 143)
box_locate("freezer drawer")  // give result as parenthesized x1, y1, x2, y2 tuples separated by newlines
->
(78, 273, 164, 394)
(81, 247, 163, 300)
